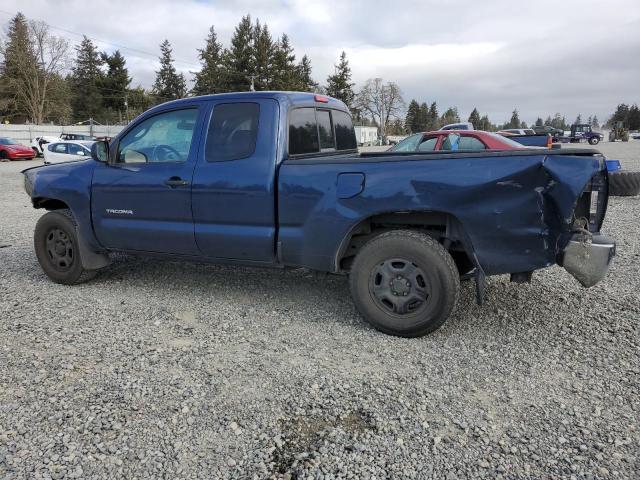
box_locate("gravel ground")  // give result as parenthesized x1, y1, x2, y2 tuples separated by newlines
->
(1, 143, 639, 479)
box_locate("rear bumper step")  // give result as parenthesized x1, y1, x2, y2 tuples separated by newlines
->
(562, 233, 615, 287)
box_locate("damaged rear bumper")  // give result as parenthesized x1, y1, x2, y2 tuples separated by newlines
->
(562, 232, 615, 287)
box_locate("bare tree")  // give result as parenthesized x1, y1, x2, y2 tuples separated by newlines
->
(1, 20, 70, 123)
(356, 78, 405, 142)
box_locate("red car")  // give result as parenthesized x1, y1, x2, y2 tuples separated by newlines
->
(390, 130, 534, 153)
(0, 137, 35, 160)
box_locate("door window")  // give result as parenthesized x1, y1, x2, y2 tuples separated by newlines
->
(457, 136, 487, 150)
(391, 133, 422, 152)
(51, 143, 67, 154)
(68, 143, 87, 155)
(417, 136, 438, 151)
(205, 103, 260, 162)
(117, 108, 198, 164)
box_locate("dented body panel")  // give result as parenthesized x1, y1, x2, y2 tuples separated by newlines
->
(278, 149, 607, 275)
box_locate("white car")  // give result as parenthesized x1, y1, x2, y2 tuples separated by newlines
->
(43, 141, 94, 164)
(31, 135, 61, 157)
(497, 128, 536, 136)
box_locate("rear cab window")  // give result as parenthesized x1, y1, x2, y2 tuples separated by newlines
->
(289, 107, 356, 156)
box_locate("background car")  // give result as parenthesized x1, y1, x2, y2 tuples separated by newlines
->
(0, 137, 35, 161)
(30, 135, 61, 157)
(59, 133, 97, 141)
(43, 141, 93, 164)
(439, 122, 474, 131)
(497, 128, 536, 136)
(390, 130, 531, 152)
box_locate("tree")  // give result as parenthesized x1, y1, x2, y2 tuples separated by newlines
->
(224, 15, 254, 91)
(270, 34, 297, 90)
(404, 99, 420, 133)
(192, 26, 225, 95)
(628, 104, 640, 130)
(356, 78, 404, 141)
(468, 107, 481, 128)
(592, 115, 599, 128)
(153, 39, 186, 101)
(478, 115, 493, 131)
(251, 20, 273, 91)
(440, 106, 460, 126)
(544, 115, 552, 126)
(418, 102, 430, 131)
(609, 104, 629, 127)
(575, 113, 582, 125)
(100, 50, 130, 122)
(71, 36, 104, 121)
(535, 117, 544, 127)
(325, 51, 355, 109)
(293, 54, 318, 92)
(0, 15, 70, 123)
(428, 102, 439, 130)
(505, 109, 520, 129)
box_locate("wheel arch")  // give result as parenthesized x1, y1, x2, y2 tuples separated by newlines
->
(334, 209, 480, 275)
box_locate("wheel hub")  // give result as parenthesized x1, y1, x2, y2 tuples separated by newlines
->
(45, 227, 74, 271)
(369, 258, 431, 315)
(390, 276, 411, 296)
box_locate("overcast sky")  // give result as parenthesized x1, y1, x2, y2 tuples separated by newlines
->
(2, 0, 639, 124)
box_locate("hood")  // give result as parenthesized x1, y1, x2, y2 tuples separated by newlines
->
(23, 158, 96, 198)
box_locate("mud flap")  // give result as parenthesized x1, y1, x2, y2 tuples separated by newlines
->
(76, 229, 111, 270)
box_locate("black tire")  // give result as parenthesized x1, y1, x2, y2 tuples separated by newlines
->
(608, 171, 640, 197)
(32, 147, 40, 158)
(588, 137, 600, 145)
(34, 209, 97, 284)
(349, 230, 460, 337)
(0, 150, 7, 161)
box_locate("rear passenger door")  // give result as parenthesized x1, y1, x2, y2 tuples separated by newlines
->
(192, 99, 279, 262)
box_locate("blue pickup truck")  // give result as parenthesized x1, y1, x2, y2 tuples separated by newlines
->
(23, 92, 616, 337)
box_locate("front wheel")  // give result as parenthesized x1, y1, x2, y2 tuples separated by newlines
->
(349, 230, 460, 337)
(34, 210, 96, 284)
(589, 137, 600, 145)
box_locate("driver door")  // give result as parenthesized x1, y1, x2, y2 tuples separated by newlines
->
(91, 106, 205, 255)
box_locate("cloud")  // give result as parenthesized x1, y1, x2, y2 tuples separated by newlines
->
(1, 0, 638, 124)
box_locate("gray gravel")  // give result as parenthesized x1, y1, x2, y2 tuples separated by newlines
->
(1, 143, 639, 479)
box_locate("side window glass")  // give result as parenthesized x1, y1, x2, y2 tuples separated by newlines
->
(206, 103, 260, 162)
(117, 108, 198, 164)
(392, 133, 422, 152)
(289, 108, 319, 155)
(68, 144, 84, 155)
(333, 110, 357, 150)
(417, 137, 438, 151)
(458, 136, 487, 150)
(317, 110, 334, 150)
(53, 143, 67, 154)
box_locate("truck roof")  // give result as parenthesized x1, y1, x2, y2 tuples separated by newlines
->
(149, 91, 349, 113)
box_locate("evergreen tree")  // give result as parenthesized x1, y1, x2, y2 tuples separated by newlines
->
(270, 34, 297, 90)
(535, 117, 544, 127)
(544, 115, 552, 126)
(628, 104, 640, 130)
(418, 102, 430, 131)
(224, 15, 255, 91)
(252, 20, 273, 91)
(468, 107, 481, 128)
(405, 99, 420, 132)
(293, 54, 318, 92)
(0, 13, 35, 120)
(440, 106, 460, 126)
(153, 39, 186, 101)
(506, 109, 520, 129)
(428, 102, 439, 130)
(575, 113, 582, 124)
(192, 26, 225, 95)
(586, 115, 592, 127)
(100, 50, 130, 121)
(325, 51, 355, 108)
(71, 36, 104, 121)
(592, 115, 599, 128)
(478, 115, 492, 131)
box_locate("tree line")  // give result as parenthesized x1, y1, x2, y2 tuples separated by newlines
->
(0, 12, 357, 125)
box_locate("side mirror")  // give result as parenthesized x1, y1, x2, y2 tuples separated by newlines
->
(91, 141, 109, 163)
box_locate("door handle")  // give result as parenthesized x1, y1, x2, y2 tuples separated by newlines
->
(164, 176, 189, 188)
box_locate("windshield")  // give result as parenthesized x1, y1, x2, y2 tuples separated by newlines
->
(390, 133, 422, 152)
(0, 138, 18, 145)
(484, 132, 527, 148)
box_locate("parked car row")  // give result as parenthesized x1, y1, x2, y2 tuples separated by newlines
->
(32, 133, 96, 157)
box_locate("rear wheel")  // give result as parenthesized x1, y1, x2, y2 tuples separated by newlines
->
(0, 150, 8, 161)
(34, 210, 97, 284)
(588, 137, 600, 145)
(349, 230, 460, 337)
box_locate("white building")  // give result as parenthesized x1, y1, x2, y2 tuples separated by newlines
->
(354, 126, 378, 146)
